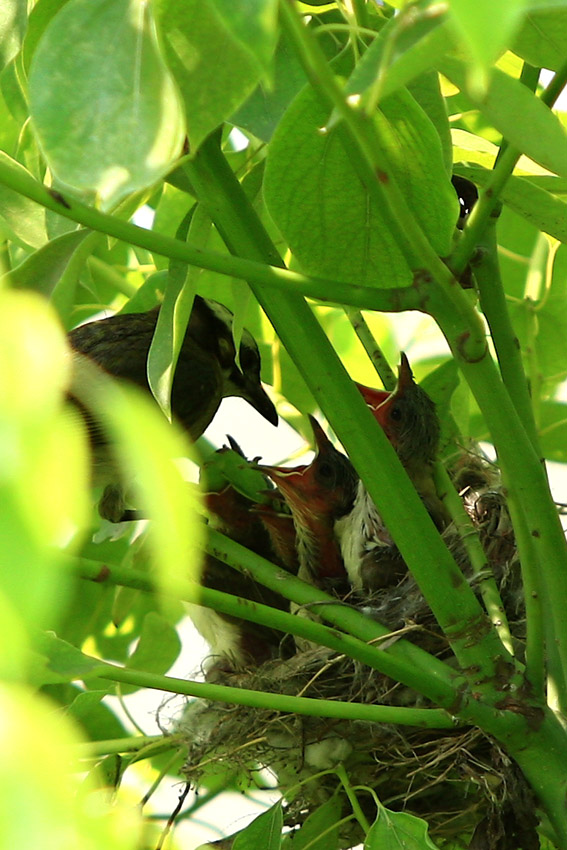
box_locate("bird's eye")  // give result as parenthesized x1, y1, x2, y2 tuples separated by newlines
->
(390, 404, 403, 421)
(317, 461, 335, 483)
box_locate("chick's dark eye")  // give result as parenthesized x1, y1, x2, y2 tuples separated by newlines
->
(390, 404, 403, 422)
(317, 461, 335, 484)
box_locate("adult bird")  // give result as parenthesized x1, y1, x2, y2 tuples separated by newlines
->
(69, 296, 277, 520)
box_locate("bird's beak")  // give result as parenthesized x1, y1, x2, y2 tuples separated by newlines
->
(397, 352, 415, 392)
(260, 462, 314, 514)
(355, 382, 390, 411)
(241, 378, 279, 426)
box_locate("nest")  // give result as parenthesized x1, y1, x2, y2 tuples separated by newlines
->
(175, 455, 538, 850)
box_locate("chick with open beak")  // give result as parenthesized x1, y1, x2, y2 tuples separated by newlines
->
(338, 355, 448, 592)
(356, 353, 449, 531)
(260, 416, 358, 590)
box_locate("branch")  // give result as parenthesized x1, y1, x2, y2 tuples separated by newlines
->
(95, 662, 457, 729)
(73, 551, 459, 707)
(0, 153, 416, 313)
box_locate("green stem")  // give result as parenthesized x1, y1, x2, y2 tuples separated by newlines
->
(503, 483, 545, 699)
(0, 154, 419, 313)
(77, 735, 169, 758)
(74, 551, 459, 709)
(473, 216, 541, 453)
(87, 255, 138, 298)
(432, 463, 514, 656)
(433, 299, 567, 696)
(95, 662, 455, 728)
(336, 763, 372, 834)
(343, 307, 397, 390)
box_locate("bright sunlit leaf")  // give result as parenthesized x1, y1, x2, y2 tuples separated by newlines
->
(29, 0, 185, 206)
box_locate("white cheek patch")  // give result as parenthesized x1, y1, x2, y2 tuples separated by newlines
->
(334, 480, 391, 589)
(184, 602, 245, 668)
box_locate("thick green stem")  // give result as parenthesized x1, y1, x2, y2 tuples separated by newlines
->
(473, 218, 541, 453)
(433, 297, 567, 695)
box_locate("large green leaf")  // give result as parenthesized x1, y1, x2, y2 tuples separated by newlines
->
(447, 0, 529, 82)
(209, 0, 278, 73)
(29, 0, 185, 206)
(264, 85, 457, 288)
(155, 0, 262, 151)
(513, 8, 567, 70)
(0, 0, 27, 71)
(439, 57, 567, 179)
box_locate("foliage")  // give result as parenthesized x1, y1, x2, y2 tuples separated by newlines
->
(1, 0, 567, 848)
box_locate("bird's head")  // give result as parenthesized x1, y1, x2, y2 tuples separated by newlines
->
(193, 298, 278, 427)
(357, 354, 440, 466)
(261, 416, 358, 526)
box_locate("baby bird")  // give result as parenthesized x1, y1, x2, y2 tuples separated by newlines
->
(261, 416, 358, 590)
(340, 355, 448, 592)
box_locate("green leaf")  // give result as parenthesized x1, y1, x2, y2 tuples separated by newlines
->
(121, 611, 181, 695)
(22, 0, 71, 71)
(438, 57, 567, 179)
(29, 0, 185, 207)
(513, 8, 567, 71)
(37, 632, 109, 681)
(234, 29, 308, 142)
(3, 228, 88, 291)
(66, 689, 128, 740)
(455, 164, 567, 244)
(407, 72, 452, 175)
(365, 807, 440, 850)
(81, 375, 204, 596)
(209, 0, 278, 73)
(344, 11, 454, 106)
(155, 0, 262, 151)
(282, 798, 340, 849)
(147, 204, 205, 419)
(539, 401, 567, 463)
(264, 84, 457, 288)
(447, 0, 528, 87)
(0, 151, 47, 248)
(0, 0, 28, 71)
(232, 801, 283, 850)
(0, 685, 142, 849)
(0, 291, 89, 646)
(509, 250, 567, 385)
